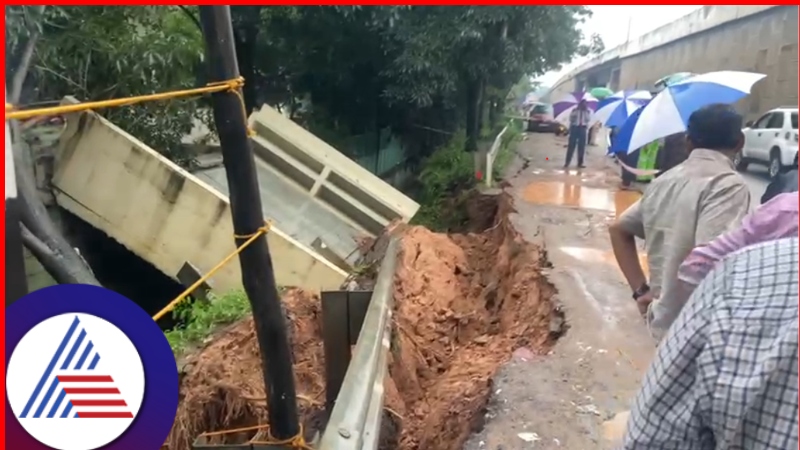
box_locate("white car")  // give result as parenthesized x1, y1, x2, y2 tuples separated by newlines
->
(736, 107, 799, 179)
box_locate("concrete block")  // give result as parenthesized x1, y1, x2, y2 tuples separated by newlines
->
(52, 109, 349, 294)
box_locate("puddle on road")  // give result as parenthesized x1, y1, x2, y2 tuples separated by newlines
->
(560, 246, 649, 277)
(522, 181, 640, 217)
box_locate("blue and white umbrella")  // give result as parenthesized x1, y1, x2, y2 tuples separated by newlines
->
(592, 90, 651, 128)
(609, 101, 649, 154)
(617, 70, 767, 154)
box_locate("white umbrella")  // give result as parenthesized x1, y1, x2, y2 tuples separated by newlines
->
(592, 90, 652, 128)
(621, 70, 766, 153)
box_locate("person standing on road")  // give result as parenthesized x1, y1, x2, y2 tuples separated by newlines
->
(608, 104, 752, 341)
(623, 238, 798, 450)
(565, 99, 592, 168)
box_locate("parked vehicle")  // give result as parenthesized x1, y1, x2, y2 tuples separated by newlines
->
(736, 107, 799, 179)
(526, 103, 560, 133)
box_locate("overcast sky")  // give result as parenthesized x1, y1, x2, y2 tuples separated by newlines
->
(536, 6, 703, 86)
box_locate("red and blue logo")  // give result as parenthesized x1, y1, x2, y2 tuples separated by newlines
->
(5, 285, 178, 450)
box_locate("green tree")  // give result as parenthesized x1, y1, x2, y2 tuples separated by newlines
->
(382, 6, 595, 152)
(5, 5, 204, 285)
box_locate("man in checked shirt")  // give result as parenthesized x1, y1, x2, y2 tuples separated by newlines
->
(622, 237, 799, 449)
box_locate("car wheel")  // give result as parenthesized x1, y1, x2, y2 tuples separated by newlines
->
(733, 150, 749, 172)
(768, 148, 783, 179)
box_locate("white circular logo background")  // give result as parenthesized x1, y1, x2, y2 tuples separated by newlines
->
(6, 313, 145, 450)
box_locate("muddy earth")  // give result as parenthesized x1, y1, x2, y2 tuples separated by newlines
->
(167, 190, 564, 450)
(463, 131, 658, 450)
(383, 193, 563, 449)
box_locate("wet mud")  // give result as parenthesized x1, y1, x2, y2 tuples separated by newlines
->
(167, 192, 561, 450)
(166, 289, 325, 450)
(383, 192, 562, 450)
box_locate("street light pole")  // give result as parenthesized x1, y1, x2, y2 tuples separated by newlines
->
(198, 6, 300, 439)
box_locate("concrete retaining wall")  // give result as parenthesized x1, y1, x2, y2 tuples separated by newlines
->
(52, 110, 349, 293)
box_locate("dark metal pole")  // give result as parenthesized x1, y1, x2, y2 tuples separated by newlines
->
(198, 6, 300, 439)
(5, 107, 29, 305)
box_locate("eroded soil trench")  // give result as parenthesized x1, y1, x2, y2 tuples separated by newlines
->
(167, 192, 564, 450)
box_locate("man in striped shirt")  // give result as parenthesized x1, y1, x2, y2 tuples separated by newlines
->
(564, 99, 593, 168)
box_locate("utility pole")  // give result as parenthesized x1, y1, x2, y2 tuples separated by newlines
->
(198, 6, 300, 439)
(625, 16, 633, 44)
(5, 88, 28, 305)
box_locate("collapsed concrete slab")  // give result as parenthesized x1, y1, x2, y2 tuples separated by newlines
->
(52, 109, 349, 293)
(194, 104, 420, 269)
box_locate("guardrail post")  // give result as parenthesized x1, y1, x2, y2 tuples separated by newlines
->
(321, 290, 373, 412)
(319, 238, 398, 450)
(321, 291, 351, 412)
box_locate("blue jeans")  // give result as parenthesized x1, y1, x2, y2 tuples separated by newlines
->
(566, 126, 587, 167)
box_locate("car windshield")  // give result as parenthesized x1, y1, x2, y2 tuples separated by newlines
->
(792, 112, 798, 130)
(531, 104, 548, 114)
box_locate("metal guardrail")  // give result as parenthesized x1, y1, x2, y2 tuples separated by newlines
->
(318, 237, 398, 450)
(485, 123, 510, 188)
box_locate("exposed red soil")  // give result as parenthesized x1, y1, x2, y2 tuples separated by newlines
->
(167, 191, 561, 450)
(383, 192, 561, 450)
(166, 289, 325, 450)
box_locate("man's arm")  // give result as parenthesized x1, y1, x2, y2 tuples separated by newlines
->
(610, 199, 647, 291)
(623, 262, 720, 449)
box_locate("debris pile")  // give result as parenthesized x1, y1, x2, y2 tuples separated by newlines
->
(166, 289, 325, 450)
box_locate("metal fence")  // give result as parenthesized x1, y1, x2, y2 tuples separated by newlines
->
(353, 130, 406, 177)
(485, 122, 511, 188)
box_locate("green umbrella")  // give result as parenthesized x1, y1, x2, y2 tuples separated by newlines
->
(654, 72, 696, 90)
(589, 87, 614, 99)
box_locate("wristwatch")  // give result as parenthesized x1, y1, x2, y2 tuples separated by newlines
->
(632, 283, 650, 300)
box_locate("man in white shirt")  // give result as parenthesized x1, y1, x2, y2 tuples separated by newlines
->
(565, 99, 592, 168)
(608, 104, 752, 341)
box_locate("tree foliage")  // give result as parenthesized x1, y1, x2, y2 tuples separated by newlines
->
(6, 5, 206, 165)
(5, 5, 206, 286)
(228, 6, 599, 154)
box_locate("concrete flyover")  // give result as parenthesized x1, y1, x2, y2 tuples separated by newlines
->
(545, 6, 798, 121)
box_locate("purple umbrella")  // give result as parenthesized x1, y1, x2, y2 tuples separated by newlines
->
(553, 91, 599, 124)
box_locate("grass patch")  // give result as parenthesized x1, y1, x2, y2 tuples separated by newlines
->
(410, 121, 522, 231)
(164, 290, 252, 355)
(411, 131, 475, 230)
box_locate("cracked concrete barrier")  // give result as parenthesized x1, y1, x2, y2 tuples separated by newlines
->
(51, 108, 348, 293)
(193, 104, 419, 270)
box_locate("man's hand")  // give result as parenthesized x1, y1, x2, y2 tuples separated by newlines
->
(635, 291, 654, 318)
